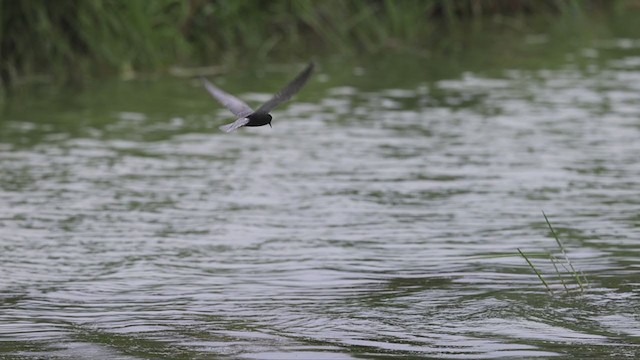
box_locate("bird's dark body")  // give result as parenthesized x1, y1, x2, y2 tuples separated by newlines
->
(246, 113, 273, 127)
(201, 62, 314, 132)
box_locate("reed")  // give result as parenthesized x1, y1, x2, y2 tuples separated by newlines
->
(518, 212, 589, 295)
(0, 0, 630, 89)
(518, 248, 553, 294)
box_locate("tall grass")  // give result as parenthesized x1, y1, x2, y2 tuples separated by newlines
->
(0, 0, 632, 89)
(0, 0, 191, 87)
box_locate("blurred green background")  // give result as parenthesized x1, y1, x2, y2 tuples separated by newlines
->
(2, 0, 639, 91)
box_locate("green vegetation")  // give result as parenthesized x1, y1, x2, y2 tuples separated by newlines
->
(518, 212, 589, 295)
(0, 0, 637, 89)
(518, 248, 553, 293)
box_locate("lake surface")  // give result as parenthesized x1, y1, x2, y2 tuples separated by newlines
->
(1, 16, 640, 359)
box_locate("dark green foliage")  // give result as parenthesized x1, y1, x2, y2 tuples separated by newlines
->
(0, 0, 634, 88)
(0, 0, 192, 87)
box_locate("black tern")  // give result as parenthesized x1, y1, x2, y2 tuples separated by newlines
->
(201, 62, 314, 133)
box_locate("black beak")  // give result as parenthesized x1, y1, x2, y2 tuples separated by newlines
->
(269, 123, 272, 128)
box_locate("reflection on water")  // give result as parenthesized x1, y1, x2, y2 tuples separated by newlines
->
(2, 30, 640, 360)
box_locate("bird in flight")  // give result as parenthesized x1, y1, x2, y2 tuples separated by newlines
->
(201, 62, 314, 133)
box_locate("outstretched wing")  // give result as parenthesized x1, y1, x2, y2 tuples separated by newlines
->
(219, 117, 250, 133)
(201, 78, 254, 118)
(254, 62, 314, 115)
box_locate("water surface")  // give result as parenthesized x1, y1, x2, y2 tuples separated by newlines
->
(1, 20, 640, 360)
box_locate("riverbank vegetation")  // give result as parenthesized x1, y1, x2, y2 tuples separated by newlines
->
(1, 0, 638, 90)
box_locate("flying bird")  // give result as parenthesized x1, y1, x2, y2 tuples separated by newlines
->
(201, 62, 314, 133)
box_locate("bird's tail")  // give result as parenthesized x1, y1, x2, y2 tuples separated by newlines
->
(219, 118, 249, 133)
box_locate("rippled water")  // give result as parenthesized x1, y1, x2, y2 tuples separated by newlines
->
(2, 33, 640, 359)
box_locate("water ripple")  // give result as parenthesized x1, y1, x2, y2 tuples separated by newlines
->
(1, 48, 640, 358)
